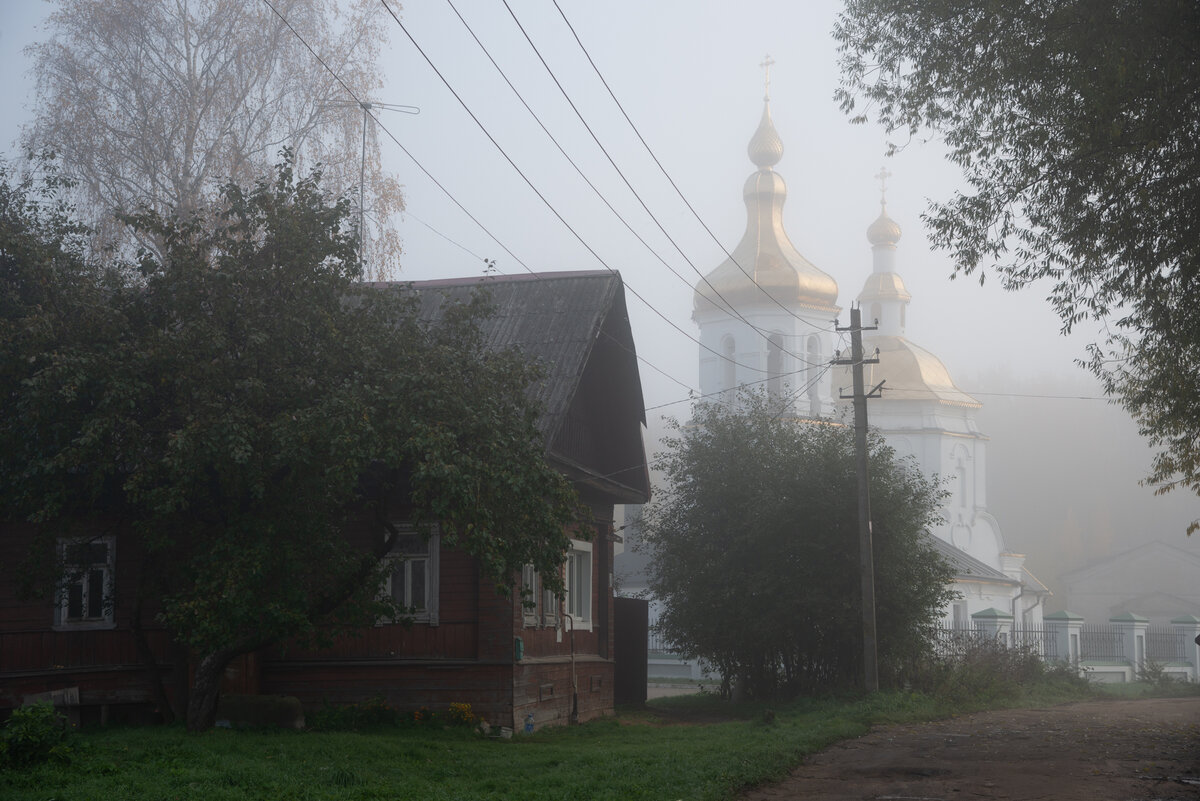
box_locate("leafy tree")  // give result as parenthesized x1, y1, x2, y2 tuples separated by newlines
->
(0, 158, 580, 731)
(643, 394, 954, 699)
(834, 0, 1200, 532)
(23, 0, 402, 277)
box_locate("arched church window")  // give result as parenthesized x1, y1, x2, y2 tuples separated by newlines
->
(767, 334, 783, 397)
(722, 335, 736, 394)
(900, 303, 906, 330)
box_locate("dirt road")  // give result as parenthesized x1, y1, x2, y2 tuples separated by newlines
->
(741, 697, 1200, 801)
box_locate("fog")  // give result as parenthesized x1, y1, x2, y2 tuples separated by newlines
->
(2, 1, 1195, 600)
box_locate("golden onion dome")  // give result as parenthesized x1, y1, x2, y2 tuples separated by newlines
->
(694, 100, 838, 314)
(867, 203, 902, 248)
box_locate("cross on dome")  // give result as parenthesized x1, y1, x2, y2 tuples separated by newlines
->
(875, 166, 892, 205)
(760, 54, 775, 101)
(867, 167, 902, 247)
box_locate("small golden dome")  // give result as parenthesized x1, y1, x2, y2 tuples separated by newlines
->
(867, 204, 902, 247)
(748, 102, 783, 168)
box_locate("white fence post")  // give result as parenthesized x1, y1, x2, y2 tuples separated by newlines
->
(1109, 612, 1150, 679)
(970, 608, 1013, 645)
(1044, 610, 1084, 668)
(1171, 614, 1200, 682)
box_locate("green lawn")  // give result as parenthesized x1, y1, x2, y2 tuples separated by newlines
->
(0, 686, 1103, 801)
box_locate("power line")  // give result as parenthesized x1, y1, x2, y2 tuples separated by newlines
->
(379, 0, 777, 377)
(880, 386, 1112, 402)
(402, 209, 486, 261)
(261, 0, 535, 279)
(550, 0, 834, 333)
(492, 0, 821, 367)
(646, 362, 833, 413)
(262, 0, 699, 397)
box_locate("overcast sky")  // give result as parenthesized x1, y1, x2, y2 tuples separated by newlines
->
(2, 1, 1196, 586)
(0, 1, 1096, 405)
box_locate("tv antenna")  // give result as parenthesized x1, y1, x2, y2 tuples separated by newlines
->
(322, 100, 419, 271)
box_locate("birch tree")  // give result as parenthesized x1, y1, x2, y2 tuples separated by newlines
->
(24, 0, 403, 278)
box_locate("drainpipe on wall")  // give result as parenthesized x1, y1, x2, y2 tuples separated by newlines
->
(562, 610, 579, 725)
(1011, 586, 1026, 628)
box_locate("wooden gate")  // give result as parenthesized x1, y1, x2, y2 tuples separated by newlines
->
(613, 597, 648, 706)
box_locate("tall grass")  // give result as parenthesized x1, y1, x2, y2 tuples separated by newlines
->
(0, 679, 1103, 801)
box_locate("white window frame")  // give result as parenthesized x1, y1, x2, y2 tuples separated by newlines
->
(564, 540, 593, 631)
(521, 564, 540, 628)
(382, 524, 439, 626)
(54, 536, 116, 631)
(520, 564, 560, 628)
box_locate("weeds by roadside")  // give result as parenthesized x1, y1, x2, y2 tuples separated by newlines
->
(2, 669, 1187, 800)
(903, 636, 1094, 708)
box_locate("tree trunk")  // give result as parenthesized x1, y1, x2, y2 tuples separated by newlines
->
(131, 594, 174, 725)
(186, 648, 240, 732)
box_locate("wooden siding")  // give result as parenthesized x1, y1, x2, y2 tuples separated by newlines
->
(0, 628, 171, 674)
(0, 524, 175, 712)
(513, 657, 614, 729)
(265, 547, 482, 661)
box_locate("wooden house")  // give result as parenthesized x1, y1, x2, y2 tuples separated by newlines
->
(0, 270, 650, 730)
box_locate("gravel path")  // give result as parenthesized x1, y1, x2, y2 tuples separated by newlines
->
(740, 697, 1200, 801)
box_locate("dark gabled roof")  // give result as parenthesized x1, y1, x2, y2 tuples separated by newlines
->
(930, 536, 1017, 585)
(404, 270, 643, 433)
(369, 270, 650, 502)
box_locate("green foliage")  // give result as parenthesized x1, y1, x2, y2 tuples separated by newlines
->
(307, 698, 405, 731)
(304, 698, 479, 733)
(0, 156, 580, 729)
(835, 0, 1200, 532)
(1131, 659, 1200, 696)
(0, 703, 71, 770)
(909, 636, 1092, 708)
(644, 393, 956, 699)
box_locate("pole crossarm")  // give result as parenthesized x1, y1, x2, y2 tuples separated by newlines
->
(839, 380, 885, 400)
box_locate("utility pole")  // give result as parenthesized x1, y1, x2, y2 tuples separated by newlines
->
(835, 305, 884, 692)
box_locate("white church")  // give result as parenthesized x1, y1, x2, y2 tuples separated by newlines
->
(688, 88, 1050, 631)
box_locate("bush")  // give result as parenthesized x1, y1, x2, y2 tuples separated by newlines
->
(908, 634, 1088, 706)
(307, 697, 403, 731)
(1, 703, 71, 769)
(1133, 660, 1200, 696)
(307, 699, 480, 732)
(646, 395, 955, 700)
